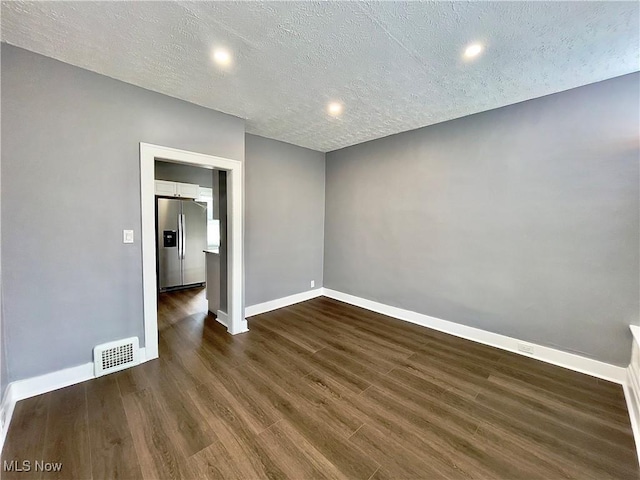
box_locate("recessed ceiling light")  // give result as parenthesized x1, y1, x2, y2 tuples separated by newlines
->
(328, 102, 343, 116)
(212, 48, 232, 66)
(464, 43, 483, 59)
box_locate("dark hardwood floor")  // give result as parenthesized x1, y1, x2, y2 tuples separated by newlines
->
(2, 288, 638, 479)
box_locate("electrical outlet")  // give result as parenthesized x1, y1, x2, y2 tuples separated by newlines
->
(310, 280, 315, 288)
(517, 343, 535, 354)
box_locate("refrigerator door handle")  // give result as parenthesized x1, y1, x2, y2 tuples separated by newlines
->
(177, 214, 183, 260)
(180, 214, 186, 259)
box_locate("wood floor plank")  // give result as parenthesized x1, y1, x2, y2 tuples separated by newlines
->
(86, 375, 144, 480)
(277, 302, 417, 363)
(370, 371, 482, 438)
(359, 385, 559, 480)
(303, 349, 373, 394)
(113, 358, 153, 396)
(239, 362, 380, 479)
(40, 383, 91, 480)
(3, 291, 638, 479)
(435, 384, 637, 478)
(488, 370, 631, 426)
(206, 364, 285, 433)
(287, 318, 410, 374)
(347, 387, 493, 478)
(348, 424, 454, 480)
(186, 380, 290, 479)
(254, 309, 328, 353)
(399, 351, 492, 390)
(480, 374, 637, 452)
(248, 321, 322, 364)
(188, 362, 362, 478)
(494, 348, 624, 393)
(473, 422, 612, 480)
(1, 394, 50, 480)
(471, 390, 638, 478)
(179, 345, 284, 434)
(143, 361, 218, 458)
(242, 352, 367, 439)
(121, 388, 197, 480)
(301, 299, 439, 350)
(257, 420, 347, 480)
(313, 346, 387, 387)
(189, 438, 272, 480)
(243, 328, 318, 379)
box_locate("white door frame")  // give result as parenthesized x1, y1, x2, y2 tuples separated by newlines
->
(140, 143, 247, 361)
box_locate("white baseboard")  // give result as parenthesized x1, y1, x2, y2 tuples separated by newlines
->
(0, 347, 150, 454)
(245, 288, 324, 318)
(0, 362, 93, 455)
(216, 310, 228, 328)
(9, 362, 95, 404)
(625, 326, 640, 465)
(623, 377, 640, 467)
(0, 383, 15, 458)
(138, 346, 153, 363)
(322, 288, 627, 384)
(215, 310, 248, 335)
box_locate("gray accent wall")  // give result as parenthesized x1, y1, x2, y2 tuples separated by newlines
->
(324, 73, 640, 366)
(1, 45, 245, 382)
(0, 319, 6, 402)
(0, 102, 5, 399)
(245, 134, 325, 306)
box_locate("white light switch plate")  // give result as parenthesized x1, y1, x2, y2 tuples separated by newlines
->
(123, 230, 134, 244)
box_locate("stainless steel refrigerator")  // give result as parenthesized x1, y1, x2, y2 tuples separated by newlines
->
(156, 198, 207, 291)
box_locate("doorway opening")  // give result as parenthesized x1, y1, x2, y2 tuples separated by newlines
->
(140, 143, 247, 362)
(155, 162, 221, 334)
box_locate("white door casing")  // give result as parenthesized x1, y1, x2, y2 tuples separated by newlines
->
(139, 143, 247, 360)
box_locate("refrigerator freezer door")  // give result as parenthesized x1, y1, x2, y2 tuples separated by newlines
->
(157, 198, 183, 289)
(182, 200, 207, 286)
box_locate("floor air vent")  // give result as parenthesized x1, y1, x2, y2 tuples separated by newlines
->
(93, 337, 140, 376)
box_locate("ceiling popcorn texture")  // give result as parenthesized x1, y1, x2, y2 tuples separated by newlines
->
(2, 1, 638, 152)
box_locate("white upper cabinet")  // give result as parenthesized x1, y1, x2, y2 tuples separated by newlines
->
(175, 182, 199, 199)
(155, 180, 199, 199)
(154, 180, 177, 196)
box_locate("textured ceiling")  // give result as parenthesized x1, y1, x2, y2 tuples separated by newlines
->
(2, 1, 639, 152)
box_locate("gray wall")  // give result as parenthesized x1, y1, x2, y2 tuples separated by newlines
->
(2, 42, 636, 388)
(155, 160, 214, 188)
(0, 318, 5, 400)
(0, 97, 5, 399)
(245, 134, 325, 306)
(325, 73, 640, 366)
(211, 170, 220, 220)
(0, 315, 5, 401)
(1, 45, 245, 381)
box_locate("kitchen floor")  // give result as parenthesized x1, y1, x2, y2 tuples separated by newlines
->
(1, 294, 638, 479)
(157, 286, 207, 331)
